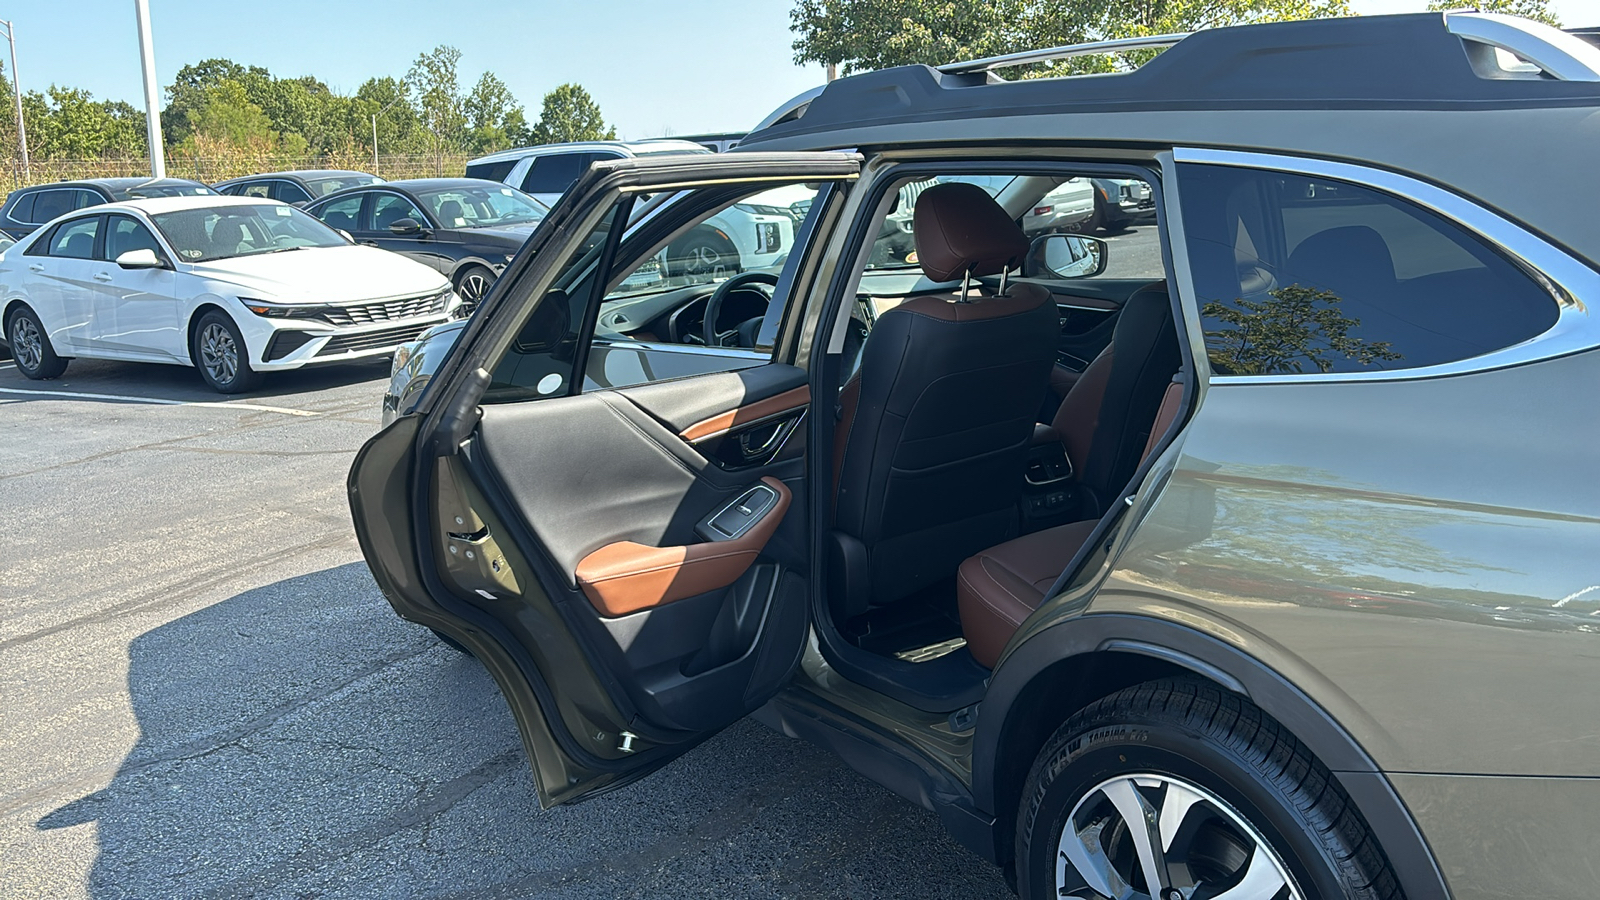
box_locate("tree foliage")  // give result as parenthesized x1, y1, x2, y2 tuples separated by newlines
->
(0, 45, 612, 170)
(792, 0, 1353, 74)
(1201, 285, 1401, 375)
(529, 84, 616, 145)
(1427, 0, 1559, 27)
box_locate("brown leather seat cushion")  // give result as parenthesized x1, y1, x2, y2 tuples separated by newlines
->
(957, 519, 1097, 668)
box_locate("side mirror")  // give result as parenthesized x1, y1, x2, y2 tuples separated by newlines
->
(114, 248, 165, 270)
(1024, 233, 1108, 280)
(389, 217, 426, 236)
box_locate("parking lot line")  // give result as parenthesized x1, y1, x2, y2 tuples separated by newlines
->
(0, 385, 319, 416)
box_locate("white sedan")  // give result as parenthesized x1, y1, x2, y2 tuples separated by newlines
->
(0, 195, 458, 392)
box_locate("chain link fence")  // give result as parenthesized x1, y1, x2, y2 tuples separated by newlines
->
(0, 153, 474, 200)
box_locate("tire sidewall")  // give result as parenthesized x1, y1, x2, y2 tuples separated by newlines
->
(8, 305, 61, 379)
(669, 232, 738, 280)
(1017, 712, 1350, 900)
(192, 311, 256, 393)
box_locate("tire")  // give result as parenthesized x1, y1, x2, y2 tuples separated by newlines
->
(1014, 679, 1400, 900)
(191, 310, 262, 394)
(666, 231, 739, 281)
(453, 264, 495, 315)
(7, 304, 68, 380)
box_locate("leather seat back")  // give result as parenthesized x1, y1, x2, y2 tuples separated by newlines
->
(831, 183, 1058, 619)
(1049, 282, 1182, 510)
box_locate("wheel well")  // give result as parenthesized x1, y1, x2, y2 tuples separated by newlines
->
(185, 303, 229, 365)
(987, 650, 1195, 865)
(2, 298, 24, 331)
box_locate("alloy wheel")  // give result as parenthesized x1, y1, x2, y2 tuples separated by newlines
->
(679, 242, 723, 279)
(1058, 773, 1301, 900)
(11, 315, 42, 372)
(199, 322, 239, 386)
(458, 271, 491, 308)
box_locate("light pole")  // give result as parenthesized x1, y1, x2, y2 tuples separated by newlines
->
(134, 0, 165, 178)
(370, 95, 406, 177)
(0, 19, 28, 179)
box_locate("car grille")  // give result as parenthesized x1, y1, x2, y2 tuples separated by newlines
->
(315, 322, 434, 357)
(321, 290, 448, 326)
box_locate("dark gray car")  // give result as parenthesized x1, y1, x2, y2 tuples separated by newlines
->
(352, 13, 1600, 900)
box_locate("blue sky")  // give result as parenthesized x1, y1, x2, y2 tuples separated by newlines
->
(5, 0, 1595, 140)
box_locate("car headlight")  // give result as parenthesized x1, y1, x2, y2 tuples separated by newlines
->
(240, 298, 326, 319)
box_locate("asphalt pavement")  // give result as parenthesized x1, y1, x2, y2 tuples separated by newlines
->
(0, 352, 1013, 898)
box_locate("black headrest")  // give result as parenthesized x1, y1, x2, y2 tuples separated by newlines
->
(1285, 225, 1395, 297)
(912, 182, 1029, 282)
(438, 200, 463, 223)
(212, 218, 244, 246)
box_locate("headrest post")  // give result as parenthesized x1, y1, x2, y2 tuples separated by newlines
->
(997, 265, 1010, 297)
(959, 267, 972, 303)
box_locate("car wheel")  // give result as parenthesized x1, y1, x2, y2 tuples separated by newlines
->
(7, 304, 68, 380)
(667, 231, 739, 281)
(192, 311, 262, 394)
(1014, 679, 1400, 900)
(453, 264, 495, 314)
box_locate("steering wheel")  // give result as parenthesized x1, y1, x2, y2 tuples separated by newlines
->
(702, 271, 779, 348)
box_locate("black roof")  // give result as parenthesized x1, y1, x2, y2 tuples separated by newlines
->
(215, 169, 375, 185)
(373, 178, 506, 191)
(26, 177, 209, 192)
(742, 14, 1600, 149)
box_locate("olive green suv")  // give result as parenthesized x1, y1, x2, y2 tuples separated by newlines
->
(351, 12, 1600, 899)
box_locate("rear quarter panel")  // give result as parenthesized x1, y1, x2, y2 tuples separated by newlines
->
(1093, 348, 1600, 778)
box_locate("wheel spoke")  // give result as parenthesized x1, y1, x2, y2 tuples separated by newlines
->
(1155, 781, 1205, 853)
(1058, 814, 1125, 899)
(1102, 778, 1169, 895)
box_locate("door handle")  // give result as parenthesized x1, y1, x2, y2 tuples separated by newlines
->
(93, 272, 114, 283)
(28, 264, 43, 272)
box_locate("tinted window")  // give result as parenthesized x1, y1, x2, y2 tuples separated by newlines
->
(274, 181, 313, 204)
(520, 153, 590, 195)
(465, 159, 517, 183)
(47, 217, 100, 259)
(1178, 164, 1558, 375)
(305, 175, 379, 197)
(104, 215, 163, 260)
(413, 185, 546, 229)
(316, 194, 365, 232)
(370, 193, 428, 230)
(7, 191, 36, 223)
(73, 190, 104, 210)
(238, 182, 273, 199)
(32, 190, 78, 224)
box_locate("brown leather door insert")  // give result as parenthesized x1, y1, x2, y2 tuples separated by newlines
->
(574, 477, 792, 617)
(678, 387, 811, 442)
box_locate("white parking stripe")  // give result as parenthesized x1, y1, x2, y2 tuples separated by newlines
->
(0, 386, 319, 416)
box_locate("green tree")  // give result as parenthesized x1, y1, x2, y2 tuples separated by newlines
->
(463, 72, 528, 154)
(791, 0, 1352, 75)
(178, 78, 279, 153)
(529, 83, 615, 145)
(407, 45, 467, 171)
(1427, 0, 1559, 27)
(1201, 284, 1401, 375)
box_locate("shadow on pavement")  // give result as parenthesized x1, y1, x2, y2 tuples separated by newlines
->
(0, 356, 391, 404)
(35, 563, 1007, 899)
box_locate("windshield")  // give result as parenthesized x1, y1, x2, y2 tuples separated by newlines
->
(113, 182, 215, 200)
(307, 175, 383, 197)
(151, 203, 349, 262)
(413, 184, 548, 229)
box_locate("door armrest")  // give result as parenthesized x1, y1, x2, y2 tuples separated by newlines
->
(575, 477, 791, 617)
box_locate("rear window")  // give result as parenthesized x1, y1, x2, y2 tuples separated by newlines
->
(465, 159, 518, 183)
(6, 191, 36, 223)
(520, 153, 593, 195)
(1179, 163, 1558, 376)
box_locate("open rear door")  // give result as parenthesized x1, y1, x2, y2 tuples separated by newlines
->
(350, 151, 860, 805)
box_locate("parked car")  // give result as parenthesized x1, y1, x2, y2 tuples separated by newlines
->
(0, 177, 215, 240)
(1021, 176, 1095, 235)
(0, 195, 456, 392)
(1086, 177, 1157, 232)
(672, 131, 746, 153)
(302, 178, 548, 313)
(212, 169, 383, 206)
(465, 140, 804, 280)
(350, 13, 1600, 900)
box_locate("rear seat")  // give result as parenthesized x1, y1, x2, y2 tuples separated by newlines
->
(957, 284, 1183, 668)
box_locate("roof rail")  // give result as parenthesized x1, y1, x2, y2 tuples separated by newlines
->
(936, 33, 1190, 76)
(1446, 12, 1600, 81)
